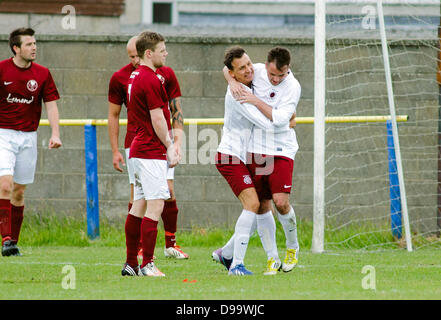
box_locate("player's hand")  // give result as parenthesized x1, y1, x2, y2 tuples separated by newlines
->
(167, 144, 179, 168)
(48, 136, 62, 149)
(237, 90, 259, 105)
(174, 143, 182, 163)
(112, 151, 125, 172)
(289, 112, 297, 128)
(229, 81, 247, 100)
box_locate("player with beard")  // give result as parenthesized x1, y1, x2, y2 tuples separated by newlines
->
(108, 36, 188, 261)
(0, 28, 62, 256)
(121, 31, 179, 277)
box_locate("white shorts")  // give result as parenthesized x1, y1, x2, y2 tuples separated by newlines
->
(0, 128, 37, 185)
(126, 148, 174, 185)
(132, 157, 170, 201)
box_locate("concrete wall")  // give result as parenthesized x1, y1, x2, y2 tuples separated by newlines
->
(0, 34, 438, 233)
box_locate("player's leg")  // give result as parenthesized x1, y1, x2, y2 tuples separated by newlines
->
(0, 175, 15, 256)
(6, 130, 37, 256)
(10, 183, 26, 249)
(162, 167, 189, 259)
(122, 157, 146, 276)
(212, 215, 256, 271)
(139, 198, 165, 276)
(214, 153, 256, 275)
(137, 159, 169, 277)
(0, 130, 18, 256)
(228, 187, 259, 275)
(247, 153, 281, 275)
(256, 198, 281, 275)
(125, 148, 135, 211)
(122, 197, 145, 276)
(269, 157, 299, 272)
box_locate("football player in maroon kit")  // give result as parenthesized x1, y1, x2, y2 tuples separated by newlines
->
(108, 36, 188, 261)
(0, 28, 62, 256)
(121, 31, 180, 277)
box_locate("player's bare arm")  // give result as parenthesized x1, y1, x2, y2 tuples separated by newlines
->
(169, 97, 184, 159)
(222, 65, 246, 99)
(44, 100, 62, 149)
(150, 107, 179, 167)
(237, 90, 274, 121)
(108, 102, 125, 172)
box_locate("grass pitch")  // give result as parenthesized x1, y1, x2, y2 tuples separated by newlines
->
(1, 214, 441, 300)
(1, 246, 441, 300)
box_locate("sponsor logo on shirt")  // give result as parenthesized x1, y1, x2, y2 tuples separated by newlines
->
(4, 81, 13, 86)
(6, 93, 34, 104)
(27, 80, 38, 92)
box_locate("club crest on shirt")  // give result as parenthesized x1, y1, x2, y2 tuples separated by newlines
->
(243, 175, 252, 185)
(269, 90, 277, 99)
(156, 74, 165, 85)
(27, 79, 38, 92)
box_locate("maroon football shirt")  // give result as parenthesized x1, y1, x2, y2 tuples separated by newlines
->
(0, 58, 59, 132)
(108, 63, 137, 149)
(128, 65, 171, 161)
(108, 64, 181, 149)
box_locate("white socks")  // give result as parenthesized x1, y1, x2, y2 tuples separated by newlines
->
(231, 209, 255, 268)
(277, 206, 299, 250)
(257, 210, 279, 261)
(222, 212, 256, 260)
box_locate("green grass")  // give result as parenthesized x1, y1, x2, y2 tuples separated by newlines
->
(1, 246, 441, 300)
(1, 214, 441, 300)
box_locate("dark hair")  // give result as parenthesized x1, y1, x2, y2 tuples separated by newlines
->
(9, 28, 35, 55)
(267, 47, 291, 70)
(136, 30, 165, 59)
(224, 46, 246, 70)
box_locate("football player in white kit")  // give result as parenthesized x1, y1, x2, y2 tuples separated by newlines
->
(214, 46, 297, 275)
(214, 47, 301, 275)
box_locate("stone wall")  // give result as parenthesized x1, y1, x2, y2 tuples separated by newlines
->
(0, 34, 438, 232)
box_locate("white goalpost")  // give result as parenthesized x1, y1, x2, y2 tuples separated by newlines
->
(311, 0, 440, 252)
(312, 0, 327, 253)
(376, 0, 412, 251)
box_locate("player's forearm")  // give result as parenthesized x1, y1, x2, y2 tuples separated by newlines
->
(108, 112, 121, 153)
(151, 109, 173, 149)
(223, 66, 236, 85)
(45, 101, 60, 138)
(170, 97, 184, 146)
(252, 99, 273, 121)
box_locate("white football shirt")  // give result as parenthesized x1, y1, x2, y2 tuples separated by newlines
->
(247, 63, 301, 160)
(217, 83, 290, 163)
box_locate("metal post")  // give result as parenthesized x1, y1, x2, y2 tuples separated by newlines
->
(84, 124, 100, 239)
(387, 120, 402, 239)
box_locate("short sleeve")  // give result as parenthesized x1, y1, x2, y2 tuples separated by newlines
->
(108, 73, 125, 106)
(164, 68, 181, 100)
(42, 69, 60, 102)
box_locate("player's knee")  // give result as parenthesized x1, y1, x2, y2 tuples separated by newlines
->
(0, 179, 12, 197)
(244, 199, 260, 213)
(273, 198, 290, 214)
(12, 187, 25, 203)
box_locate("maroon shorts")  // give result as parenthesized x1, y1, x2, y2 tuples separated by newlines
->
(215, 152, 254, 197)
(246, 153, 294, 201)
